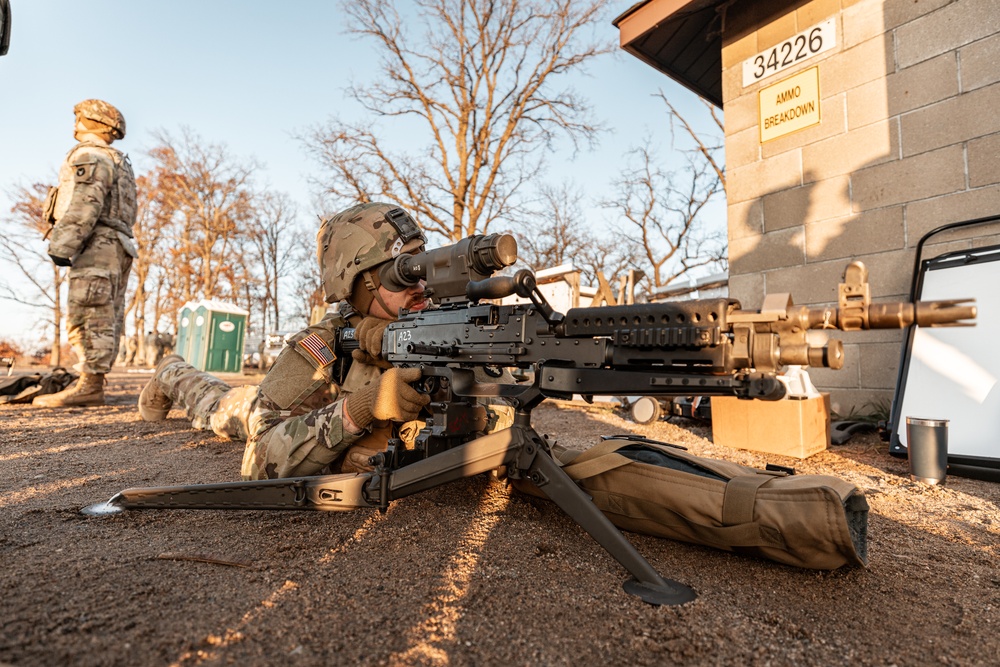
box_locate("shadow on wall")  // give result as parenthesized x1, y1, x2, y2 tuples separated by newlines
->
(724, 0, 1000, 413)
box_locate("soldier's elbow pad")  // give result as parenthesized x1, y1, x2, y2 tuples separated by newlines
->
(49, 253, 72, 267)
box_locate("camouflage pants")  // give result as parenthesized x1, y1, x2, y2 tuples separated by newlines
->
(153, 356, 367, 478)
(67, 227, 133, 375)
(155, 358, 258, 441)
(154, 358, 517, 481)
(239, 404, 516, 481)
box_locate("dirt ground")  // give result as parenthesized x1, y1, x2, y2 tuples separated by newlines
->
(2, 369, 999, 667)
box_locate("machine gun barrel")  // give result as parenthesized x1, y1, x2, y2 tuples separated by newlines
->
(731, 294, 974, 373)
(722, 261, 977, 372)
(789, 300, 976, 331)
(869, 300, 975, 328)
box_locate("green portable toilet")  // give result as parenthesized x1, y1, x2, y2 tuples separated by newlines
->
(177, 300, 248, 373)
(175, 302, 197, 362)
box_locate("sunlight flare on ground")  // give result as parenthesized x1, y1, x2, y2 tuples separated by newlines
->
(389, 484, 511, 665)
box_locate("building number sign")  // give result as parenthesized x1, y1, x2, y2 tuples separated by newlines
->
(742, 18, 836, 87)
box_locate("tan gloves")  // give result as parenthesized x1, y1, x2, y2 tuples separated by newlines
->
(344, 367, 430, 429)
(351, 317, 392, 369)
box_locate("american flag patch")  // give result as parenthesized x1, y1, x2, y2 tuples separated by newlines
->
(297, 333, 336, 367)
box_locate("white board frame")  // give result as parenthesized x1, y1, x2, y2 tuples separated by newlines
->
(890, 245, 1000, 475)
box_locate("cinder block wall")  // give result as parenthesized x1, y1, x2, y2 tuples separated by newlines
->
(721, 0, 1000, 416)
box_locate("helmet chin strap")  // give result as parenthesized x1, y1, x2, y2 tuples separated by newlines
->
(361, 269, 397, 320)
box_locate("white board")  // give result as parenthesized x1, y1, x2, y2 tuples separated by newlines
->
(893, 250, 1000, 461)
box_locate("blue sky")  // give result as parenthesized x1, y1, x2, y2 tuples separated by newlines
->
(0, 1, 723, 344)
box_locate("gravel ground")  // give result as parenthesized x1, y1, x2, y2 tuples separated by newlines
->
(2, 369, 998, 666)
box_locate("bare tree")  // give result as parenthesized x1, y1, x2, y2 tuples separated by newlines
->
(603, 138, 727, 298)
(0, 183, 67, 365)
(304, 0, 613, 242)
(126, 171, 175, 359)
(660, 93, 726, 190)
(515, 183, 634, 286)
(516, 184, 588, 270)
(246, 192, 300, 333)
(139, 130, 259, 337)
(574, 236, 638, 293)
(288, 238, 325, 329)
(148, 129, 258, 304)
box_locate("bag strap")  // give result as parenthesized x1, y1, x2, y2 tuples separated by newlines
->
(561, 452, 633, 480)
(722, 475, 774, 525)
(565, 437, 734, 481)
(568, 437, 638, 464)
(685, 517, 785, 549)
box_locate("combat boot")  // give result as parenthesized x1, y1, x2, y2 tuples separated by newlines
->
(137, 354, 184, 421)
(33, 373, 106, 407)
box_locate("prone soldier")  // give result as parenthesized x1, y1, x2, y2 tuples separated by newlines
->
(137, 202, 514, 480)
(35, 99, 137, 408)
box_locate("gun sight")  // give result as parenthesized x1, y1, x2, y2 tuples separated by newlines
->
(380, 233, 518, 305)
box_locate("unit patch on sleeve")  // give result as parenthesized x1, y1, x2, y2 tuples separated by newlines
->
(297, 333, 336, 368)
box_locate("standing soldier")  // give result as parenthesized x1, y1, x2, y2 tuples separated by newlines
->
(34, 99, 137, 408)
(124, 332, 139, 367)
(143, 330, 157, 366)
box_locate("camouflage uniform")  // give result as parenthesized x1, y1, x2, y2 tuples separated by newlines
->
(241, 308, 385, 479)
(147, 309, 513, 481)
(48, 100, 137, 376)
(150, 356, 258, 441)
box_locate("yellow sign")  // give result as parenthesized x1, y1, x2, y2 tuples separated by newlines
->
(759, 66, 820, 142)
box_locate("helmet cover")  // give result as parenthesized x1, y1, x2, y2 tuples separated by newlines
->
(74, 99, 126, 140)
(316, 202, 426, 304)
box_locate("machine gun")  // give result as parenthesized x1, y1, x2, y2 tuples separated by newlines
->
(85, 234, 975, 606)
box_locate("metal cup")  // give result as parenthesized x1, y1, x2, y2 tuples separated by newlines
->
(906, 417, 949, 485)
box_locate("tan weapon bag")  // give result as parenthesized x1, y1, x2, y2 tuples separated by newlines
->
(516, 435, 868, 570)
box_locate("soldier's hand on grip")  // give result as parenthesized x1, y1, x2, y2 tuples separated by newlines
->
(344, 367, 429, 429)
(350, 317, 392, 369)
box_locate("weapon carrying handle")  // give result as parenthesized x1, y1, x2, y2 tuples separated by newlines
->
(467, 275, 519, 301)
(467, 269, 542, 302)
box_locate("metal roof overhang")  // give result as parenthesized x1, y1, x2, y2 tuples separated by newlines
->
(613, 0, 726, 107)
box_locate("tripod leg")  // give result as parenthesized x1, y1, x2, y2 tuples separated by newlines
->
(82, 473, 374, 514)
(519, 434, 696, 606)
(385, 428, 521, 498)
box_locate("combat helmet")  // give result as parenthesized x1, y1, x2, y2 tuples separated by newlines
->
(73, 99, 126, 140)
(317, 202, 427, 305)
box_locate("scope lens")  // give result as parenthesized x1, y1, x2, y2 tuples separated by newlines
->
(377, 255, 418, 292)
(469, 234, 518, 273)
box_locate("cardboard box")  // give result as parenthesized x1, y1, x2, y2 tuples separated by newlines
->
(711, 394, 831, 459)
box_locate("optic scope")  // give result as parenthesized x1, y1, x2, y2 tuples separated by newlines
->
(379, 233, 518, 304)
